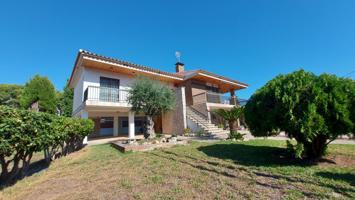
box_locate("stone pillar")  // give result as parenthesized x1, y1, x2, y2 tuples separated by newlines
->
(113, 115, 119, 136)
(128, 111, 135, 140)
(81, 110, 89, 144)
(230, 90, 237, 106)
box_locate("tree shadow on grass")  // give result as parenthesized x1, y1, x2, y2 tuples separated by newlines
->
(197, 143, 310, 167)
(151, 146, 355, 198)
(315, 171, 355, 186)
(197, 143, 355, 198)
(0, 159, 50, 189)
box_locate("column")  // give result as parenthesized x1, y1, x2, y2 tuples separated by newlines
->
(113, 115, 119, 136)
(128, 111, 135, 140)
(230, 90, 237, 106)
(181, 86, 187, 129)
(81, 110, 89, 144)
(230, 90, 240, 128)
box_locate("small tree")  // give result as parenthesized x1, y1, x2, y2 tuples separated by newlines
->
(20, 75, 57, 114)
(128, 76, 175, 139)
(214, 106, 244, 135)
(57, 80, 74, 117)
(245, 70, 355, 159)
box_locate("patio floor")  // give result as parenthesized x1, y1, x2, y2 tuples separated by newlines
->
(87, 135, 145, 146)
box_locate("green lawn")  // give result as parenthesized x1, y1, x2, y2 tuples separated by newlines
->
(1, 139, 354, 200)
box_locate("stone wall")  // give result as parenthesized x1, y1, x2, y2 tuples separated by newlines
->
(162, 87, 186, 135)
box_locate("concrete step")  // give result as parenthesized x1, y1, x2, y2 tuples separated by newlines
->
(187, 107, 229, 138)
(188, 120, 218, 129)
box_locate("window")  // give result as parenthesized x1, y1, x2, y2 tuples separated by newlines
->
(99, 77, 120, 102)
(100, 117, 113, 128)
(122, 120, 128, 128)
(206, 84, 219, 93)
(99, 117, 114, 136)
(100, 77, 120, 88)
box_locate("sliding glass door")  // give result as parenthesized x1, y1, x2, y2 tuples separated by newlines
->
(99, 77, 120, 102)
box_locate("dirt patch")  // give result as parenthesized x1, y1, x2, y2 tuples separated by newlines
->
(318, 154, 355, 168)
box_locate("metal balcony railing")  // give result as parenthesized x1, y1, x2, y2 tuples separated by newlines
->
(206, 92, 232, 104)
(83, 86, 130, 103)
(192, 91, 234, 105)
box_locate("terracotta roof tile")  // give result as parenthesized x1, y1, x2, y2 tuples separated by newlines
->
(70, 49, 248, 88)
(80, 50, 183, 79)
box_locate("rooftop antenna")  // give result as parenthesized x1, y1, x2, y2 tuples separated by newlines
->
(175, 51, 181, 62)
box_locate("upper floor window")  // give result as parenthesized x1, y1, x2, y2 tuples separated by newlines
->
(206, 83, 219, 93)
(100, 77, 120, 89)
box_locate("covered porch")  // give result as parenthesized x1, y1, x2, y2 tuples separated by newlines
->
(79, 107, 163, 143)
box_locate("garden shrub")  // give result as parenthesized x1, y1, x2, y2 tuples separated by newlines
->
(196, 129, 208, 137)
(228, 131, 245, 141)
(0, 106, 93, 185)
(184, 128, 191, 136)
(245, 70, 355, 159)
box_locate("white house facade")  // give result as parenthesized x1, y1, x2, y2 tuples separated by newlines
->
(69, 50, 248, 143)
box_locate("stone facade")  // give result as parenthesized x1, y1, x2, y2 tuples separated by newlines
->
(162, 87, 187, 135)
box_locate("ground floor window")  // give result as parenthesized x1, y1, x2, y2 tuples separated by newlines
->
(89, 116, 147, 138)
(99, 117, 114, 136)
(119, 117, 145, 135)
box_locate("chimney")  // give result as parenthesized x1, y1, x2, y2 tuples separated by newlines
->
(175, 62, 185, 73)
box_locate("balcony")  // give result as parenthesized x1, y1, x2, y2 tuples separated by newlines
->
(207, 92, 232, 104)
(83, 86, 130, 108)
(192, 92, 234, 105)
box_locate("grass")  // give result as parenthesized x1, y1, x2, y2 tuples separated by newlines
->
(0, 139, 354, 200)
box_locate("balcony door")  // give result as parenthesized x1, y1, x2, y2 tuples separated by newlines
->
(100, 77, 120, 102)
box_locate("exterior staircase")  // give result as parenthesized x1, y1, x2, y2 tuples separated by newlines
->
(186, 106, 230, 139)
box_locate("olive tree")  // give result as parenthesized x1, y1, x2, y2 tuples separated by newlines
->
(245, 70, 354, 159)
(128, 76, 175, 139)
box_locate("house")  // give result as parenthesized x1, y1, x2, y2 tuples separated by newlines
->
(69, 50, 248, 143)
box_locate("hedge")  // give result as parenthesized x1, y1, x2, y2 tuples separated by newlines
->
(0, 106, 93, 185)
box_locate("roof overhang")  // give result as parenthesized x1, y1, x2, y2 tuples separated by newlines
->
(183, 70, 248, 93)
(82, 56, 183, 81)
(69, 50, 184, 88)
(68, 50, 248, 92)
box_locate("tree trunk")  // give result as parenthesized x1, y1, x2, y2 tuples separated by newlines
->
(228, 120, 238, 134)
(20, 153, 33, 178)
(44, 148, 51, 163)
(0, 156, 9, 185)
(0, 154, 21, 185)
(304, 135, 328, 159)
(146, 115, 155, 139)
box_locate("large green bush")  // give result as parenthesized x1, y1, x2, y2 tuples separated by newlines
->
(0, 106, 93, 185)
(245, 70, 355, 159)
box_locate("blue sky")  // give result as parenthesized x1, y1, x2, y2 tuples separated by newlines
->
(0, 0, 354, 99)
